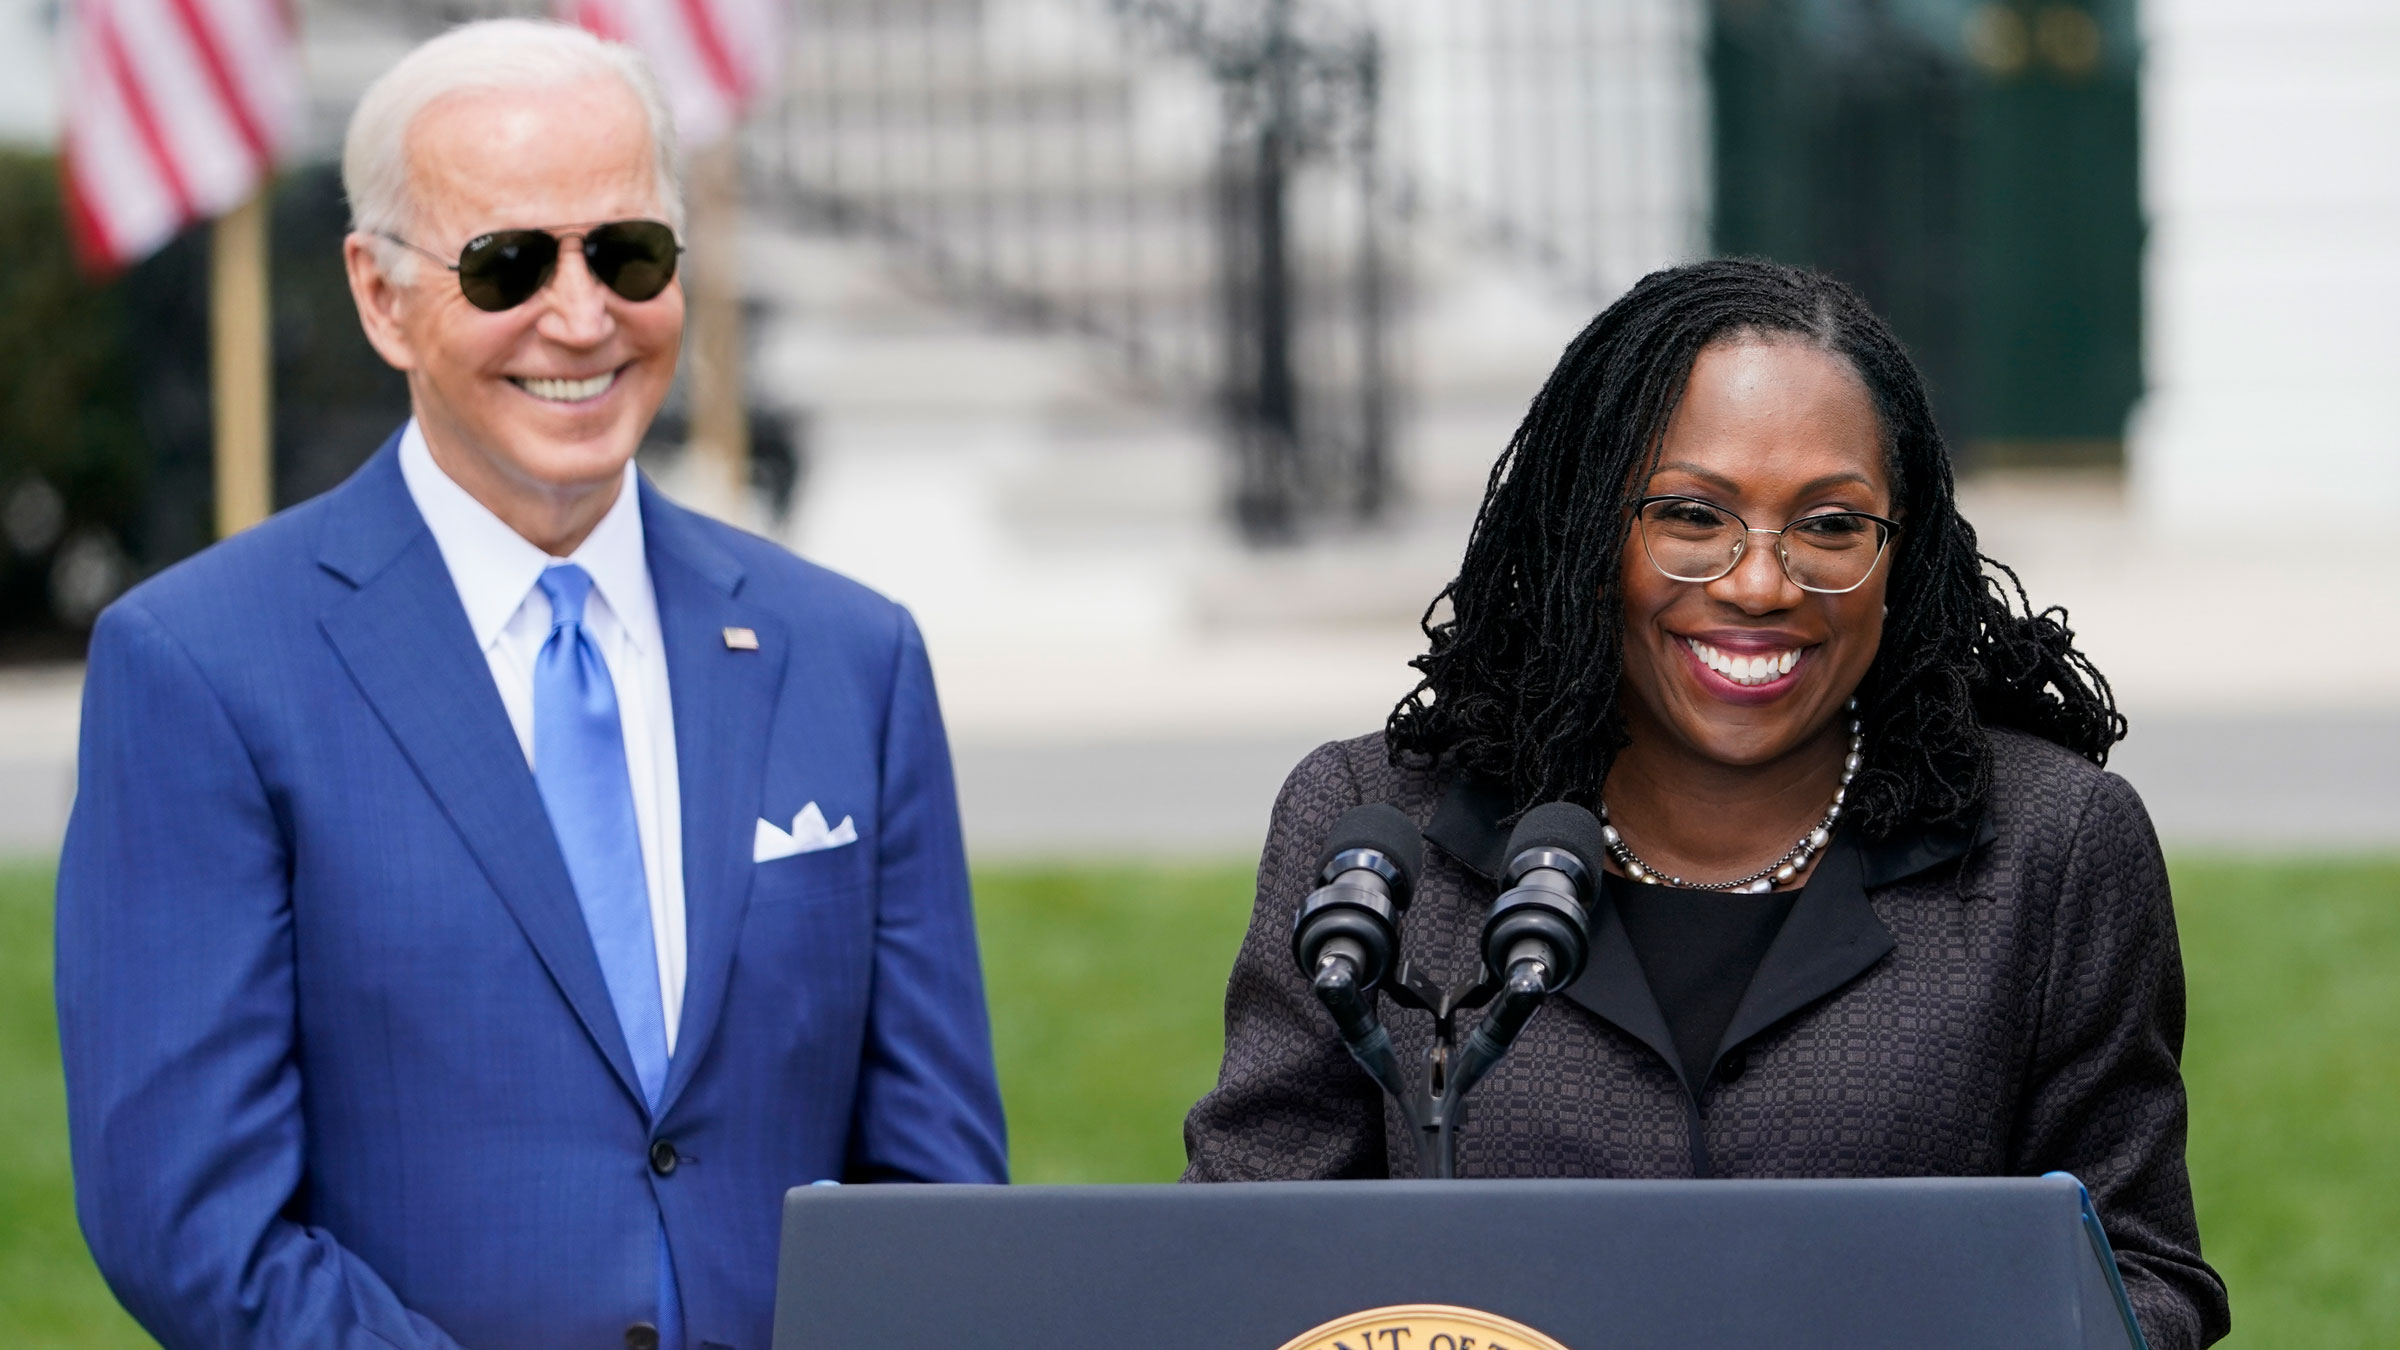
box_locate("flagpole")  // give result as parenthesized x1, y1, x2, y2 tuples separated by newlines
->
(211, 189, 273, 537)
(686, 137, 750, 519)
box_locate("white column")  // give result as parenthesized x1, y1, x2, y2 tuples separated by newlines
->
(0, 0, 59, 147)
(2128, 0, 2400, 523)
(1377, 0, 1708, 295)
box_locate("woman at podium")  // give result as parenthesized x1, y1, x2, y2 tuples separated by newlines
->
(1183, 260, 2228, 1348)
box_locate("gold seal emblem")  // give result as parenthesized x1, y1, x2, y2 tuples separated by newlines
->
(1275, 1303, 1572, 1350)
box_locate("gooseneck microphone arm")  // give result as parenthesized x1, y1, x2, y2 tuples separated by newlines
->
(1294, 802, 1603, 1179)
(1307, 945, 1414, 1109)
(1444, 957, 1549, 1106)
(1448, 836, 1594, 1102)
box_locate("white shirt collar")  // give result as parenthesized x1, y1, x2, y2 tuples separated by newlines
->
(397, 418, 660, 655)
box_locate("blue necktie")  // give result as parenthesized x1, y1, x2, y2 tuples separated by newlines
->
(532, 564, 681, 1347)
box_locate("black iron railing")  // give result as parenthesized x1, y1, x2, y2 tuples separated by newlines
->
(762, 0, 1390, 541)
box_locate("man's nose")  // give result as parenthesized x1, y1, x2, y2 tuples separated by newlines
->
(534, 241, 616, 345)
(1707, 528, 1802, 614)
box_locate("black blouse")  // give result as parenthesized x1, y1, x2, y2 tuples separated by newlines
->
(1610, 876, 1797, 1091)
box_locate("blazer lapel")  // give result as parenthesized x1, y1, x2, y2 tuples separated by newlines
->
(1424, 768, 1907, 1091)
(314, 444, 648, 1110)
(1714, 829, 1896, 1059)
(641, 487, 788, 1116)
(1422, 773, 1514, 882)
(1859, 810, 1996, 890)
(1429, 772, 1696, 1090)
(1558, 889, 1693, 1094)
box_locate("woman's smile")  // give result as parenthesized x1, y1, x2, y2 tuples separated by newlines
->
(1677, 633, 1814, 699)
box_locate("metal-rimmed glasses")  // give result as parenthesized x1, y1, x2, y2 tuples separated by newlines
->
(1631, 494, 1899, 595)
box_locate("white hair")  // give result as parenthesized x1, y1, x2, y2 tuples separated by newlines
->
(343, 19, 683, 279)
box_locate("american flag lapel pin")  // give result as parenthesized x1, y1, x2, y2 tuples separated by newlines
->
(722, 627, 759, 651)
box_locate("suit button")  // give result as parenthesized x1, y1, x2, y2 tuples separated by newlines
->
(1716, 1052, 1746, 1084)
(649, 1140, 679, 1176)
(624, 1321, 660, 1350)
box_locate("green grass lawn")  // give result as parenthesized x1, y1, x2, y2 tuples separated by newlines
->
(3, 856, 2393, 1345)
(2177, 858, 2400, 1347)
(0, 863, 147, 1346)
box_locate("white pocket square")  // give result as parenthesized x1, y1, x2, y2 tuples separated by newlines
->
(754, 802, 857, 862)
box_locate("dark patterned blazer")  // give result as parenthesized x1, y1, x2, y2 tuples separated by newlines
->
(1183, 728, 2229, 1349)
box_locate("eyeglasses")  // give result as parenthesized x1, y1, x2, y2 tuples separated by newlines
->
(1631, 494, 1898, 595)
(379, 219, 683, 312)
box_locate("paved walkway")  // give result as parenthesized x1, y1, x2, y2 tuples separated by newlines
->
(948, 710, 2400, 861)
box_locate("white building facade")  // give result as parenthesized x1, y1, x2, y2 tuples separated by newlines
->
(2129, 0, 2400, 522)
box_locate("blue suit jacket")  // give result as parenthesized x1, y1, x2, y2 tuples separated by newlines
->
(55, 437, 1009, 1348)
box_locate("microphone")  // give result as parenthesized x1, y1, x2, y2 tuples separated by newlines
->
(1290, 803, 1421, 1000)
(1291, 803, 1420, 1060)
(1442, 802, 1603, 1110)
(1481, 801, 1601, 994)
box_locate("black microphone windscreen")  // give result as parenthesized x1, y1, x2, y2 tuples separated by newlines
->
(1314, 803, 1423, 888)
(1503, 801, 1607, 874)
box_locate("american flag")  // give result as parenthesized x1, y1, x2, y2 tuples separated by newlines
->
(59, 0, 304, 271)
(564, 0, 782, 149)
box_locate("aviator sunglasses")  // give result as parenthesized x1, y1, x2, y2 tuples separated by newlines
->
(379, 219, 683, 312)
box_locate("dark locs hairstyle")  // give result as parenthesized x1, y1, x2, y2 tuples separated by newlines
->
(1386, 258, 2125, 837)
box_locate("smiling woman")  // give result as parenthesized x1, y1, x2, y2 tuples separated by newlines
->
(1185, 260, 2229, 1350)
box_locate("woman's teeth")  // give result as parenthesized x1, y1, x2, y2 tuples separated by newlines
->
(1685, 638, 1800, 686)
(513, 371, 616, 403)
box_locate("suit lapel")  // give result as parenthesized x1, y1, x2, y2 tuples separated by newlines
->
(1555, 834, 1897, 1094)
(314, 444, 648, 1109)
(1859, 810, 1995, 890)
(1426, 766, 1916, 1089)
(1428, 773, 1694, 1090)
(1713, 830, 1896, 1059)
(1558, 889, 1693, 1094)
(641, 487, 788, 1116)
(1422, 773, 1514, 882)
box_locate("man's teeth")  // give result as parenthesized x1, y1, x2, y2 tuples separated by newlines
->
(1685, 638, 1800, 686)
(513, 371, 616, 402)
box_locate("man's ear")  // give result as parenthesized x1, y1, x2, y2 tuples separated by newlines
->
(344, 232, 420, 373)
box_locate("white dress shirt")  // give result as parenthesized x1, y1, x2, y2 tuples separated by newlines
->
(399, 421, 687, 1049)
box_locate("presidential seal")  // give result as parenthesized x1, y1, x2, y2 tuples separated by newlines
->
(1275, 1303, 1572, 1350)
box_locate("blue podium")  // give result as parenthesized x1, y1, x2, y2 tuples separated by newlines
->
(773, 1174, 2149, 1349)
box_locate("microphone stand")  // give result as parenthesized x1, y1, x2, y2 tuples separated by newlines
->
(1310, 953, 1553, 1180)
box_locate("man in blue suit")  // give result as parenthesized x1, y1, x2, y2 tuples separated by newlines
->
(54, 20, 1006, 1348)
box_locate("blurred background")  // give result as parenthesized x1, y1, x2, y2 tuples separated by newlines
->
(0, 0, 2394, 1343)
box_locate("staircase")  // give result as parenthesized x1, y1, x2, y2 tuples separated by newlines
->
(734, 0, 1701, 664)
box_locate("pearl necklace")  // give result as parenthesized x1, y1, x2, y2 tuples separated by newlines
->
(1599, 703, 1862, 894)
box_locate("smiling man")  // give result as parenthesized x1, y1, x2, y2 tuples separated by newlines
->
(55, 21, 1005, 1349)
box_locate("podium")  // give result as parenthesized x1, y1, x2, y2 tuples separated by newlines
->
(773, 1175, 2149, 1349)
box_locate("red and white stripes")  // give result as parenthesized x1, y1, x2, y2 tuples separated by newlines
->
(60, 0, 303, 270)
(565, 0, 781, 149)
